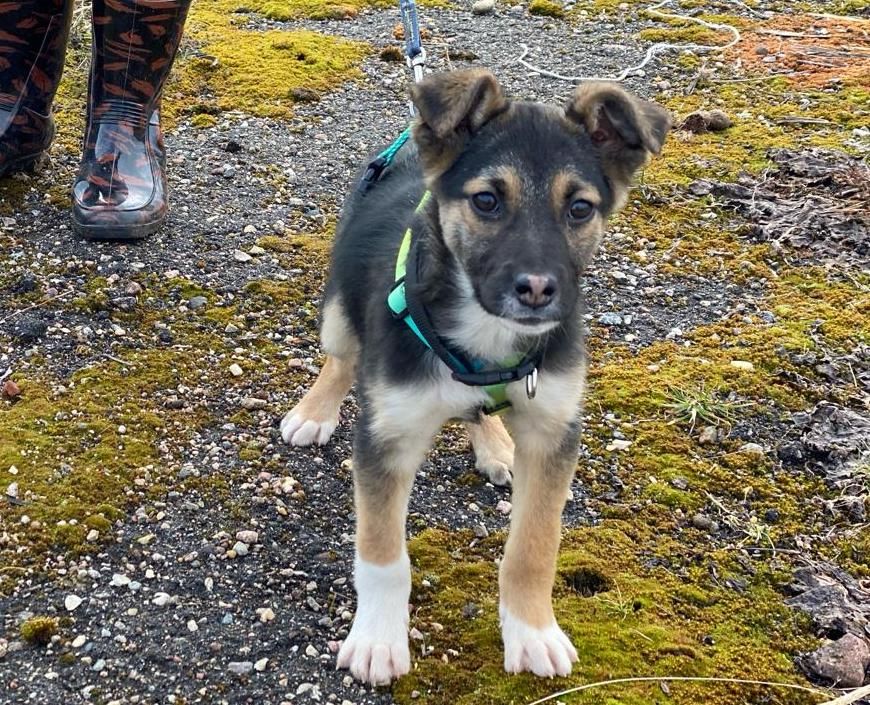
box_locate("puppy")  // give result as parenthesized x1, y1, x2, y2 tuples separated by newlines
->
(280, 69, 670, 684)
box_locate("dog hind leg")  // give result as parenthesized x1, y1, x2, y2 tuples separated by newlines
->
(465, 414, 514, 486)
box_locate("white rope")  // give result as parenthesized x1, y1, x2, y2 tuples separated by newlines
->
(515, 0, 742, 82)
(525, 676, 870, 705)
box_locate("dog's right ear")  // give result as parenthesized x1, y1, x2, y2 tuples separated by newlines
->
(411, 69, 508, 179)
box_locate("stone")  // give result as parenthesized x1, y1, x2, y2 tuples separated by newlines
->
(229, 363, 243, 377)
(473, 523, 489, 539)
(240, 397, 267, 411)
(188, 295, 208, 310)
(472, 0, 495, 14)
(152, 593, 172, 607)
(698, 426, 720, 445)
(496, 500, 512, 515)
(692, 513, 714, 531)
(110, 574, 131, 588)
(235, 530, 258, 544)
(598, 312, 623, 326)
(71, 635, 87, 649)
(64, 595, 83, 612)
(730, 360, 754, 371)
(787, 585, 863, 637)
(228, 661, 254, 675)
(233, 250, 253, 263)
(232, 541, 249, 556)
(800, 634, 870, 687)
(254, 657, 268, 672)
(739, 442, 765, 455)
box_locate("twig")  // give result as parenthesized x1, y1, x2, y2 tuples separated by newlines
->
(823, 684, 870, 705)
(515, 0, 741, 83)
(104, 354, 134, 366)
(526, 676, 829, 705)
(0, 290, 74, 326)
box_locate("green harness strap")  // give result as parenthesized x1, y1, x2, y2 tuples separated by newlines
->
(387, 192, 519, 415)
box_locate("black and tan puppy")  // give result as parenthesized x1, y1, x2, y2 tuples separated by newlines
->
(281, 69, 669, 684)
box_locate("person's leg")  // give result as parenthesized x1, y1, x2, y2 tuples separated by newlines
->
(72, 0, 192, 240)
(0, 0, 74, 176)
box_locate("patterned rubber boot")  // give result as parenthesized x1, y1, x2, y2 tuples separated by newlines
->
(72, 0, 192, 240)
(0, 0, 74, 177)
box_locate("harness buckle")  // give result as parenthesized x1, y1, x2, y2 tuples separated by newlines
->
(525, 367, 538, 400)
(358, 156, 388, 193)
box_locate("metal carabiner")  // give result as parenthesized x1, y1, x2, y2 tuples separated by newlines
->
(525, 367, 538, 400)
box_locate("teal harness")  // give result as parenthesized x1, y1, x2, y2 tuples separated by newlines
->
(364, 131, 542, 415)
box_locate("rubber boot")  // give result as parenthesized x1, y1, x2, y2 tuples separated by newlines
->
(72, 0, 192, 240)
(0, 0, 74, 177)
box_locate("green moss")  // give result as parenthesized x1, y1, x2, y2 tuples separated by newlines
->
(165, 5, 370, 122)
(191, 113, 217, 128)
(528, 0, 566, 17)
(395, 528, 816, 704)
(20, 616, 59, 645)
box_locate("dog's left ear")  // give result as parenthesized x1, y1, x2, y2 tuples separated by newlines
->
(411, 69, 509, 178)
(566, 82, 671, 184)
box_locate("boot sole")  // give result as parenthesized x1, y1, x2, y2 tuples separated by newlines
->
(72, 215, 165, 241)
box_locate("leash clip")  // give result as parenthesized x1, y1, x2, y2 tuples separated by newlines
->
(525, 367, 538, 400)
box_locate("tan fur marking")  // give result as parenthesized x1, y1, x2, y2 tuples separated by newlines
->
(465, 166, 523, 212)
(499, 446, 575, 628)
(355, 469, 415, 565)
(290, 354, 355, 426)
(549, 171, 601, 214)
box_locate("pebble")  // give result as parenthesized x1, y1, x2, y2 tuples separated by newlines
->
(240, 397, 267, 411)
(232, 541, 250, 556)
(254, 657, 268, 672)
(496, 500, 512, 515)
(801, 633, 870, 688)
(236, 530, 259, 544)
(187, 619, 199, 633)
(71, 635, 87, 649)
(86, 529, 99, 542)
(473, 523, 489, 539)
(64, 595, 83, 612)
(225, 323, 240, 334)
(472, 0, 495, 14)
(152, 593, 172, 607)
(739, 442, 765, 455)
(229, 363, 244, 377)
(6, 482, 18, 499)
(605, 439, 632, 451)
(228, 661, 254, 675)
(730, 360, 754, 371)
(110, 574, 131, 588)
(692, 513, 716, 532)
(598, 312, 623, 326)
(305, 644, 319, 657)
(698, 426, 720, 445)
(233, 250, 253, 263)
(257, 607, 275, 623)
(92, 659, 106, 672)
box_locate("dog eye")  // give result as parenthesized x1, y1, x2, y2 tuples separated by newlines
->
(471, 192, 499, 215)
(568, 199, 595, 222)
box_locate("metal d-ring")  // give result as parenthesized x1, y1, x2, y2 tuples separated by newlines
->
(525, 367, 538, 400)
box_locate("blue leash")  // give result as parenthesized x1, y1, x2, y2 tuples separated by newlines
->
(358, 0, 425, 191)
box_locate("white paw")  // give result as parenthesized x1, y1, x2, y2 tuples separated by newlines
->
(336, 555, 412, 685)
(501, 606, 578, 677)
(336, 620, 411, 685)
(477, 457, 512, 486)
(280, 411, 337, 446)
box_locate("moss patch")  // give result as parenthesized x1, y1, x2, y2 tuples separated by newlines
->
(529, 0, 566, 17)
(20, 616, 59, 645)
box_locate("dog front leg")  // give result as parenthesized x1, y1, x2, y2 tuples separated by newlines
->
(336, 412, 434, 685)
(498, 426, 580, 677)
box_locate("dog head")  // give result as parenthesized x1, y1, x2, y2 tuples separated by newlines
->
(411, 69, 670, 333)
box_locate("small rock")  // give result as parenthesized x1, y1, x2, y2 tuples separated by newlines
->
(65, 595, 83, 612)
(229, 363, 244, 377)
(236, 530, 259, 544)
(240, 397, 267, 411)
(730, 360, 754, 371)
(188, 296, 208, 310)
(6, 482, 18, 499)
(86, 529, 99, 542)
(1, 380, 21, 399)
(232, 541, 249, 556)
(257, 607, 275, 623)
(472, 0, 495, 14)
(0, 639, 7, 659)
(496, 500, 512, 515)
(473, 523, 489, 539)
(778, 441, 805, 464)
(305, 644, 319, 657)
(692, 513, 714, 531)
(254, 657, 268, 672)
(152, 593, 172, 607)
(13, 316, 47, 343)
(670, 476, 689, 491)
(739, 442, 765, 455)
(228, 661, 254, 675)
(605, 439, 632, 451)
(698, 426, 720, 445)
(92, 658, 106, 672)
(233, 250, 253, 263)
(110, 574, 131, 588)
(71, 635, 87, 649)
(755, 45, 769, 55)
(800, 633, 870, 688)
(225, 323, 240, 334)
(598, 312, 623, 326)
(187, 619, 198, 632)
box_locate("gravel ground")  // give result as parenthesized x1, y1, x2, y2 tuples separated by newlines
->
(2, 2, 867, 704)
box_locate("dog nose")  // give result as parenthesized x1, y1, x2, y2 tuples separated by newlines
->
(514, 273, 557, 309)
